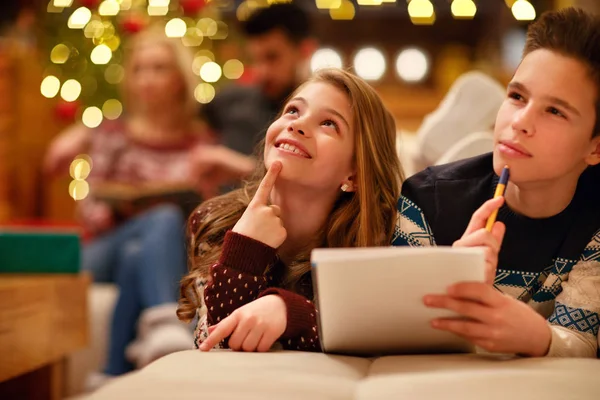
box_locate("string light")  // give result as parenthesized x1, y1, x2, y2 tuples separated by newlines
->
(200, 62, 222, 83)
(223, 60, 245, 80)
(396, 47, 430, 83)
(354, 48, 386, 81)
(40, 76, 61, 98)
(194, 83, 216, 104)
(311, 48, 343, 72)
(451, 0, 476, 19)
(68, 7, 92, 29)
(60, 79, 82, 102)
(98, 1, 120, 16)
(50, 44, 70, 64)
(512, 0, 535, 21)
(82, 106, 103, 128)
(316, 0, 341, 9)
(165, 18, 187, 38)
(408, 0, 436, 25)
(330, 0, 355, 20)
(90, 44, 112, 64)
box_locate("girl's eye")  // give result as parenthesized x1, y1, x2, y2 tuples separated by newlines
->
(508, 92, 523, 101)
(285, 106, 298, 115)
(322, 119, 339, 131)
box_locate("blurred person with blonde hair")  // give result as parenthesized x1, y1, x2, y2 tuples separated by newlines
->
(44, 26, 218, 383)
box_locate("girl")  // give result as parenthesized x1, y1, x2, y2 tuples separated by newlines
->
(178, 68, 504, 352)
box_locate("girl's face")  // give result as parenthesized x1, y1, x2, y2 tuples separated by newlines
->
(128, 43, 184, 109)
(264, 81, 355, 192)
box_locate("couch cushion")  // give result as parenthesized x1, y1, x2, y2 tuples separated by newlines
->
(85, 351, 600, 400)
(360, 354, 600, 399)
(86, 350, 371, 400)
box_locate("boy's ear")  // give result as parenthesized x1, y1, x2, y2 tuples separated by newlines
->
(585, 135, 600, 166)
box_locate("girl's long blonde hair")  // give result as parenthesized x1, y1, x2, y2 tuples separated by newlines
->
(177, 68, 403, 322)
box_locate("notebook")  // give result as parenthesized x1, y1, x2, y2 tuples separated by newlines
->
(310, 246, 486, 356)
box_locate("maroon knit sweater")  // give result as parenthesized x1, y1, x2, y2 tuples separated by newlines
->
(202, 230, 321, 351)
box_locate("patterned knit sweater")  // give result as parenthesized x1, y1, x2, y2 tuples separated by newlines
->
(394, 153, 600, 357)
(191, 225, 320, 352)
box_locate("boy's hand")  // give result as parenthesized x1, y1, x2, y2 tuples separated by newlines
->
(454, 197, 506, 284)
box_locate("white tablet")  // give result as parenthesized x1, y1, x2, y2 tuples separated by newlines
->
(310, 246, 486, 356)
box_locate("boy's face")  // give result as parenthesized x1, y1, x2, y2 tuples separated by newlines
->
(493, 49, 600, 185)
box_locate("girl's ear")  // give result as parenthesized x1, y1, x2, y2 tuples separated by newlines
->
(585, 135, 600, 166)
(341, 174, 357, 193)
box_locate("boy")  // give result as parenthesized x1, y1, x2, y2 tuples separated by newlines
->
(395, 8, 600, 358)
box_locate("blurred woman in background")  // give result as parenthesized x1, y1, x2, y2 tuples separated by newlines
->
(44, 27, 217, 383)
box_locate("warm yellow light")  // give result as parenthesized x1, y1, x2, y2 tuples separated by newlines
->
(41, 76, 61, 98)
(82, 107, 103, 128)
(90, 44, 112, 65)
(512, 0, 535, 21)
(211, 22, 229, 40)
(105, 36, 121, 51)
(102, 99, 123, 120)
(236, 1, 251, 21)
(99, 0, 120, 16)
(200, 62, 222, 83)
(148, 5, 169, 15)
(69, 158, 92, 180)
(505, 0, 517, 7)
(194, 83, 216, 104)
(408, 0, 434, 18)
(69, 180, 90, 201)
(47, 2, 64, 13)
(182, 28, 204, 47)
(223, 60, 244, 80)
(381, 0, 397, 2)
(68, 7, 92, 29)
(451, 0, 476, 19)
(165, 18, 187, 38)
(50, 44, 70, 64)
(105, 64, 125, 84)
(119, 0, 133, 10)
(316, 0, 341, 9)
(193, 57, 212, 76)
(149, 0, 170, 5)
(198, 18, 218, 36)
(53, 0, 74, 6)
(357, 0, 383, 5)
(84, 20, 105, 39)
(60, 79, 82, 102)
(330, 0, 355, 20)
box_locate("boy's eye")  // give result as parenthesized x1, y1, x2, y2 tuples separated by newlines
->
(547, 107, 566, 118)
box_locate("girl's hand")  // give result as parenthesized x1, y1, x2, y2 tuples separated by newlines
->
(424, 282, 552, 357)
(232, 161, 286, 248)
(199, 295, 287, 352)
(453, 197, 506, 284)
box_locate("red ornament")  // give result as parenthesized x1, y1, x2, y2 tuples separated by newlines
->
(78, 0, 100, 9)
(180, 0, 206, 16)
(54, 100, 80, 122)
(120, 15, 146, 34)
(237, 67, 256, 86)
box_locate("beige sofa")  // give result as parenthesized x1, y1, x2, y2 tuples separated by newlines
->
(82, 350, 600, 399)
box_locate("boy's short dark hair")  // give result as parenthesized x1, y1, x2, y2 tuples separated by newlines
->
(524, 7, 600, 137)
(242, 3, 312, 44)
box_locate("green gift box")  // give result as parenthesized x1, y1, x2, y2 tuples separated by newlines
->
(0, 228, 81, 274)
